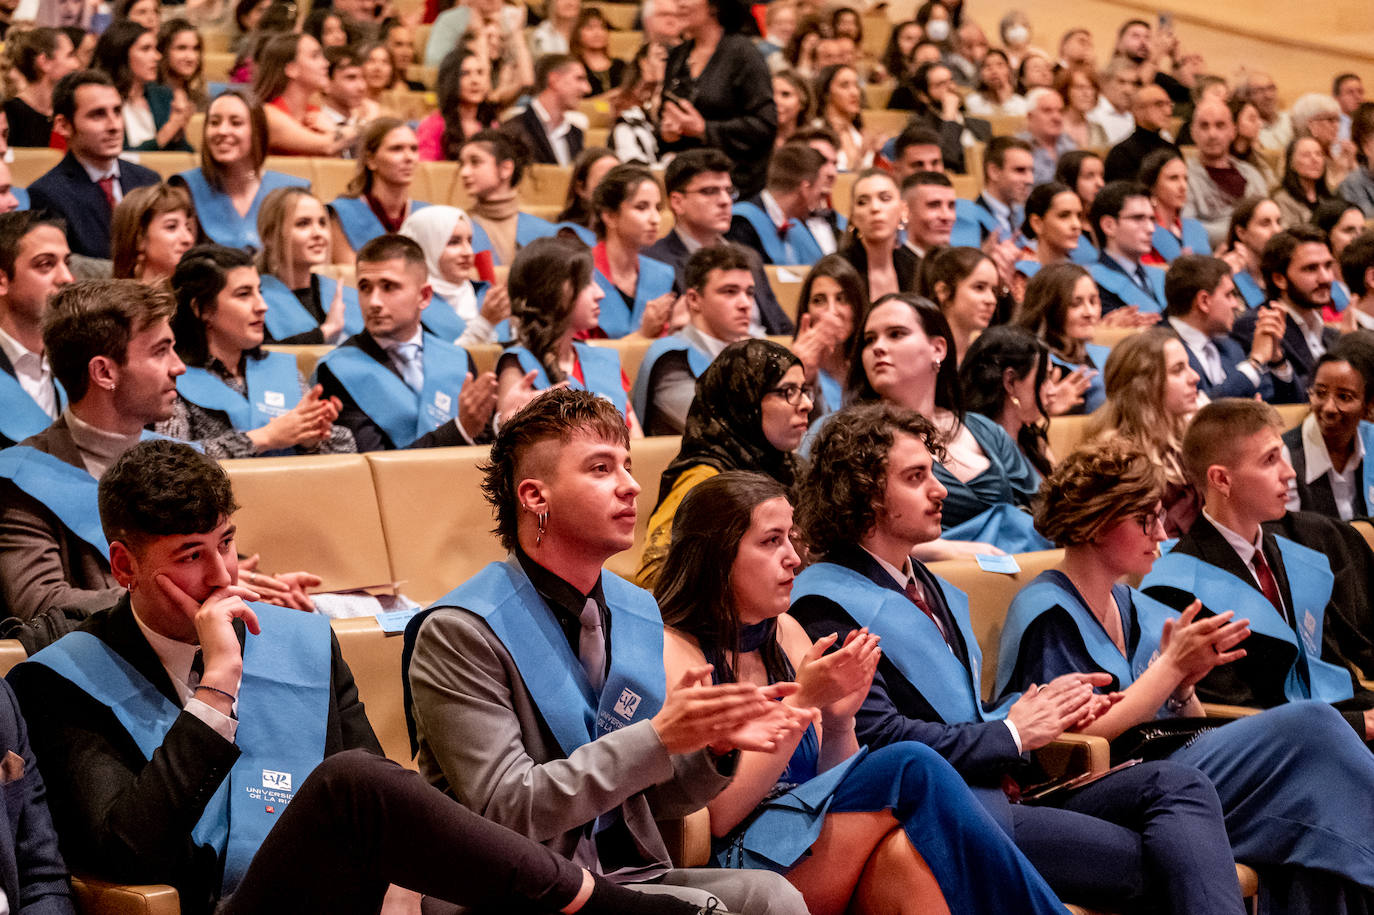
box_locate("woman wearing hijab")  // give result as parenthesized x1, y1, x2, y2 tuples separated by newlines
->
(399, 204, 511, 346)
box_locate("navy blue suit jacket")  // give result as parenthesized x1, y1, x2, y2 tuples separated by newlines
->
(27, 153, 160, 259)
(0, 678, 73, 914)
(1230, 306, 1336, 404)
(1177, 330, 1270, 400)
(501, 106, 583, 166)
(790, 547, 1027, 784)
(1094, 252, 1164, 314)
(642, 231, 795, 334)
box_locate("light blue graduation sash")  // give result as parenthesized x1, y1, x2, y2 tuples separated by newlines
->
(1151, 219, 1211, 263)
(1069, 233, 1097, 265)
(791, 563, 1008, 723)
(629, 335, 712, 421)
(555, 222, 596, 245)
(178, 169, 309, 251)
(429, 559, 665, 755)
(507, 342, 627, 414)
(1140, 540, 1353, 703)
(259, 274, 363, 341)
(314, 333, 470, 448)
(951, 199, 1002, 247)
(941, 503, 1052, 554)
(1015, 259, 1041, 279)
(420, 282, 491, 342)
(176, 351, 301, 432)
(330, 196, 432, 252)
(0, 370, 62, 443)
(1332, 281, 1351, 313)
(0, 445, 106, 555)
(468, 214, 558, 265)
(12, 187, 28, 212)
(1090, 262, 1165, 313)
(592, 257, 677, 339)
(814, 369, 843, 418)
(1360, 422, 1374, 512)
(23, 603, 330, 892)
(1232, 271, 1266, 310)
(733, 202, 823, 266)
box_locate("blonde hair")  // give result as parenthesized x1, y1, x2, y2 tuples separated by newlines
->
(1084, 326, 1189, 485)
(110, 183, 195, 280)
(344, 117, 409, 198)
(255, 185, 328, 280)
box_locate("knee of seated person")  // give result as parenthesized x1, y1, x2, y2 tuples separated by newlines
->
(734, 869, 807, 915)
(303, 748, 395, 796)
(1258, 699, 1349, 741)
(1131, 760, 1224, 811)
(864, 741, 963, 789)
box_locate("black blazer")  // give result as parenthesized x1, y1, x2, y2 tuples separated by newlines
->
(641, 231, 795, 334)
(501, 105, 584, 166)
(314, 332, 479, 452)
(1103, 127, 1178, 183)
(1230, 306, 1337, 404)
(0, 679, 73, 914)
(7, 596, 380, 915)
(838, 239, 919, 294)
(26, 153, 160, 259)
(1179, 330, 1268, 400)
(1281, 424, 1368, 520)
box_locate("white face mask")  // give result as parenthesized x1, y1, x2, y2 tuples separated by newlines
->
(1004, 24, 1029, 46)
(925, 19, 950, 42)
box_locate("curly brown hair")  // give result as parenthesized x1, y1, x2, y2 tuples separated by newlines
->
(1032, 438, 1165, 547)
(797, 403, 945, 558)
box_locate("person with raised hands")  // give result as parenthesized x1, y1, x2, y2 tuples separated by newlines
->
(589, 163, 678, 339)
(254, 186, 361, 346)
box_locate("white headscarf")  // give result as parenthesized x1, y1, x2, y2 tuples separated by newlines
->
(400, 205, 478, 319)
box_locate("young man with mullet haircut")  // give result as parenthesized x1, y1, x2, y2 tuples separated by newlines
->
(405, 389, 809, 915)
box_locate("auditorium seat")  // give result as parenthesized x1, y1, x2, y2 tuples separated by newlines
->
(606, 30, 643, 61)
(763, 264, 804, 322)
(576, 97, 615, 130)
(467, 342, 502, 375)
(861, 108, 910, 138)
(71, 876, 180, 915)
(985, 114, 1028, 138)
(522, 163, 574, 206)
(312, 159, 358, 204)
(126, 151, 196, 180)
(424, 161, 464, 207)
(1272, 402, 1308, 428)
(262, 155, 315, 185)
(587, 336, 654, 386)
(331, 617, 414, 767)
(0, 640, 24, 676)
(586, 1, 638, 30)
(865, 79, 896, 110)
(9, 148, 62, 186)
(262, 344, 332, 378)
(586, 127, 611, 149)
(1047, 413, 1091, 461)
(185, 113, 205, 153)
(607, 435, 681, 578)
(202, 52, 234, 84)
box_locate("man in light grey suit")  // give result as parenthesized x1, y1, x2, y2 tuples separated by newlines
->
(404, 389, 810, 915)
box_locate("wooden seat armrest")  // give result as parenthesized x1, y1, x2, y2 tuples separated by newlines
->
(71, 875, 181, 915)
(657, 807, 712, 868)
(1201, 703, 1261, 719)
(1034, 733, 1112, 778)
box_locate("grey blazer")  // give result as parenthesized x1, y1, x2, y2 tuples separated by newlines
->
(407, 606, 730, 878)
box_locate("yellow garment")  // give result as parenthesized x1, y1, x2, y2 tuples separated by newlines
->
(633, 464, 720, 590)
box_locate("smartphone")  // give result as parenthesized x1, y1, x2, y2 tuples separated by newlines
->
(474, 250, 497, 285)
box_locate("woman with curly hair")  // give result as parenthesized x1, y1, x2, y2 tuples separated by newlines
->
(417, 47, 500, 162)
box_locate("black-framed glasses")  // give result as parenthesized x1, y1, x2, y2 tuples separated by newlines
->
(766, 383, 816, 406)
(684, 185, 739, 201)
(1138, 506, 1168, 535)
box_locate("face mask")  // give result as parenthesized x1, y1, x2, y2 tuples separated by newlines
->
(925, 19, 950, 42)
(1004, 25, 1029, 46)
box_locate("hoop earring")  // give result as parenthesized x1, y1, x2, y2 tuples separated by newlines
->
(536, 510, 548, 547)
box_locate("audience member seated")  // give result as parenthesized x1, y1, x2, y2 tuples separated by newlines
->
(1166, 253, 1281, 401)
(1085, 327, 1201, 534)
(890, 125, 945, 185)
(1103, 84, 1176, 184)
(1231, 226, 1338, 402)
(254, 33, 359, 157)
(589, 164, 677, 338)
(946, 20, 989, 86)
(961, 325, 1054, 474)
(1000, 437, 1374, 913)
(381, 19, 424, 91)
(1315, 200, 1364, 315)
(315, 234, 493, 450)
(1283, 335, 1374, 520)
(1339, 232, 1374, 331)
(1055, 149, 1105, 264)
(418, 47, 498, 162)
(840, 170, 915, 301)
(1015, 181, 1083, 279)
(963, 49, 1025, 117)
(28, 70, 160, 262)
(951, 136, 1033, 248)
(1057, 66, 1108, 149)
(792, 404, 1245, 914)
(528, 0, 577, 57)
(900, 171, 956, 262)
(1088, 181, 1167, 318)
(853, 293, 1045, 554)
(0, 675, 74, 910)
(611, 43, 669, 166)
(1336, 73, 1365, 142)
(0, 213, 73, 448)
(1140, 148, 1208, 265)
(356, 40, 403, 119)
(93, 20, 193, 152)
(173, 91, 310, 252)
(920, 245, 998, 363)
(399, 204, 510, 345)
(110, 183, 197, 285)
(1016, 54, 1055, 96)
(728, 143, 829, 266)
(790, 126, 846, 255)
(1018, 90, 1075, 188)
(1291, 91, 1356, 188)
(156, 18, 206, 112)
(4, 27, 79, 148)
(329, 119, 429, 261)
(472, 5, 538, 110)
(1015, 263, 1106, 414)
(456, 129, 558, 266)
(772, 69, 812, 148)
(1227, 96, 1278, 190)
(496, 236, 639, 435)
(639, 338, 808, 585)
(555, 147, 617, 244)
(502, 54, 589, 168)
(887, 61, 990, 175)
(790, 253, 860, 423)
(659, 0, 777, 199)
(161, 245, 355, 456)
(318, 46, 373, 140)
(1088, 57, 1139, 147)
(1186, 99, 1269, 250)
(659, 470, 1069, 914)
(1339, 102, 1374, 217)
(570, 7, 625, 95)
(644, 149, 793, 334)
(1274, 136, 1338, 228)
(813, 64, 875, 172)
(1217, 196, 1283, 309)
(113, 0, 161, 31)
(403, 388, 810, 915)
(254, 186, 361, 344)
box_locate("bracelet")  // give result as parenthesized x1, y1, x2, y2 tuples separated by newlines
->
(194, 684, 238, 704)
(1164, 687, 1194, 714)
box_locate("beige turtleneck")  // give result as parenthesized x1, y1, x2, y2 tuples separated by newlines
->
(64, 408, 144, 480)
(469, 190, 520, 268)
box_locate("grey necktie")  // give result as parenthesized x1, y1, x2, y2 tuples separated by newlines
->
(389, 342, 424, 392)
(578, 597, 606, 692)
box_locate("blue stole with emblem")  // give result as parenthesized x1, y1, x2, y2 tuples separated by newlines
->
(1331, 281, 1351, 313)
(1140, 539, 1353, 703)
(1090, 261, 1165, 313)
(259, 274, 363, 341)
(941, 503, 1052, 554)
(1359, 422, 1374, 511)
(814, 369, 843, 420)
(422, 559, 665, 756)
(23, 603, 330, 892)
(507, 343, 627, 415)
(733, 202, 823, 265)
(629, 335, 712, 422)
(951, 199, 1002, 247)
(1070, 233, 1097, 265)
(593, 257, 677, 339)
(469, 214, 558, 265)
(314, 332, 470, 448)
(1232, 271, 1266, 310)
(0, 371, 63, 444)
(792, 563, 1013, 723)
(1151, 219, 1211, 263)
(176, 351, 301, 433)
(0, 445, 108, 555)
(419, 282, 490, 341)
(330, 196, 431, 252)
(178, 169, 309, 251)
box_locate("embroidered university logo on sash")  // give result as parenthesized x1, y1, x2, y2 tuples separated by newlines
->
(612, 687, 641, 720)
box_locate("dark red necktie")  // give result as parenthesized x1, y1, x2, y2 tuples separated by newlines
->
(1252, 549, 1286, 622)
(96, 175, 116, 210)
(905, 577, 950, 646)
(776, 219, 791, 240)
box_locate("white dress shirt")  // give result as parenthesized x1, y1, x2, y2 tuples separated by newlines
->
(1281, 302, 1328, 363)
(1088, 97, 1134, 146)
(1284, 413, 1365, 520)
(76, 155, 125, 204)
(531, 99, 573, 166)
(1201, 509, 1287, 618)
(1168, 316, 1263, 390)
(132, 606, 239, 741)
(0, 325, 57, 418)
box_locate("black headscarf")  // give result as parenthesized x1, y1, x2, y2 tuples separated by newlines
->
(657, 339, 804, 507)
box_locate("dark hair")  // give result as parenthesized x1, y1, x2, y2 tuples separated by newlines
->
(461, 128, 529, 189)
(791, 123, 841, 150)
(849, 292, 962, 419)
(93, 19, 151, 97)
(1055, 149, 1102, 194)
(783, 15, 824, 70)
(797, 402, 944, 557)
(1088, 180, 1150, 248)
(1021, 181, 1076, 241)
(234, 0, 265, 31)
(156, 18, 203, 94)
(1181, 399, 1283, 488)
(325, 43, 362, 77)
(909, 59, 952, 112)
(99, 439, 239, 551)
(508, 236, 595, 381)
(814, 64, 863, 129)
(53, 68, 115, 122)
(893, 123, 944, 159)
(303, 8, 350, 44)
(534, 52, 581, 93)
(795, 253, 864, 359)
(251, 33, 305, 104)
(983, 134, 1032, 179)
(1261, 225, 1330, 300)
(59, 26, 88, 55)
(43, 280, 177, 400)
(200, 90, 268, 192)
(960, 325, 1051, 474)
(684, 243, 753, 294)
(974, 48, 1010, 95)
(1341, 232, 1374, 295)
(917, 244, 993, 308)
(1225, 195, 1277, 252)
(1334, 72, 1362, 97)
(663, 148, 734, 195)
(590, 163, 657, 238)
(1315, 198, 1363, 239)
(10, 26, 64, 83)
(436, 48, 499, 161)
(1352, 102, 1374, 166)
(0, 211, 66, 280)
(113, 0, 155, 21)
(559, 146, 618, 227)
(356, 232, 428, 272)
(767, 143, 825, 192)
(900, 170, 953, 194)
(170, 244, 258, 366)
(1163, 254, 1232, 317)
(655, 471, 793, 686)
(1015, 262, 1095, 361)
(880, 20, 920, 81)
(1278, 136, 1336, 215)
(1137, 147, 1183, 192)
(1313, 332, 1374, 407)
(1033, 437, 1164, 547)
(569, 7, 613, 63)
(355, 39, 397, 89)
(481, 388, 629, 551)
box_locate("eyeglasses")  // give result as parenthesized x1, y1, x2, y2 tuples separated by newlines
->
(684, 186, 739, 201)
(766, 383, 815, 406)
(1138, 506, 1168, 535)
(1309, 384, 1363, 407)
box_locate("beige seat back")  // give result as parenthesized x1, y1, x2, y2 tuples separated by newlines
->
(606, 436, 682, 579)
(0, 641, 26, 677)
(332, 617, 414, 767)
(1047, 414, 1093, 462)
